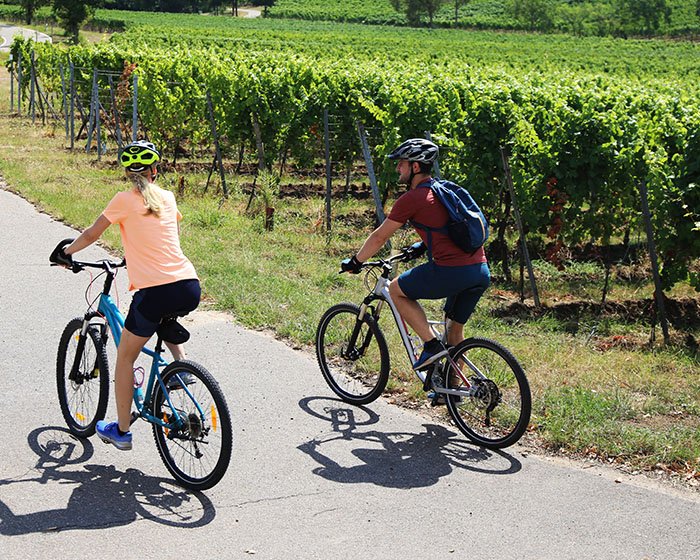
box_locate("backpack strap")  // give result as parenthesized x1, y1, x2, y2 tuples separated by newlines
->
(409, 179, 448, 262)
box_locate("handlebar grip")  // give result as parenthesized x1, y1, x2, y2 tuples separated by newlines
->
(49, 238, 75, 266)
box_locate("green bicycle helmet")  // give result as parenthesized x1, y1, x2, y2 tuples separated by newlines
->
(119, 140, 160, 172)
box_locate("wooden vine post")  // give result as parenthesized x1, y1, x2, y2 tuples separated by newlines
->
(60, 64, 68, 143)
(206, 89, 229, 197)
(357, 122, 386, 223)
(500, 147, 540, 308)
(85, 69, 98, 154)
(638, 180, 670, 344)
(324, 108, 332, 234)
(108, 75, 124, 150)
(69, 61, 75, 149)
(29, 51, 36, 123)
(9, 53, 14, 113)
(357, 122, 390, 252)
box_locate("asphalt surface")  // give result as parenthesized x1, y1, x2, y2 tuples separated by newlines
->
(1, 185, 699, 559)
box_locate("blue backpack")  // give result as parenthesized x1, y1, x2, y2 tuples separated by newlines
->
(411, 179, 489, 255)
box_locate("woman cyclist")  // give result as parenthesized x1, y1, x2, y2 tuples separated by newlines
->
(50, 140, 200, 450)
(342, 138, 490, 382)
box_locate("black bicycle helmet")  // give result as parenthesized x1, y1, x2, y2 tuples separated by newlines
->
(387, 138, 439, 164)
(119, 140, 160, 172)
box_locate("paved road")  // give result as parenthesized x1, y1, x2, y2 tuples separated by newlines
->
(0, 24, 51, 52)
(0, 185, 699, 559)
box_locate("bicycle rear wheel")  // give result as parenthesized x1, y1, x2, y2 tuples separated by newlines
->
(56, 318, 109, 438)
(315, 303, 390, 405)
(151, 360, 232, 491)
(444, 337, 531, 449)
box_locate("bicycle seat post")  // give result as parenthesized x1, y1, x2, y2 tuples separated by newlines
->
(154, 334, 165, 356)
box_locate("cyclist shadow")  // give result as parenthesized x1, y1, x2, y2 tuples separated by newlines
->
(0, 426, 215, 535)
(298, 397, 522, 489)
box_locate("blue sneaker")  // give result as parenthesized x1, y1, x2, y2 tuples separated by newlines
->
(413, 345, 448, 371)
(96, 420, 132, 451)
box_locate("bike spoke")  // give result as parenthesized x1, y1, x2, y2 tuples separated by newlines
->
(445, 338, 531, 449)
(152, 361, 232, 491)
(316, 303, 390, 405)
(56, 319, 109, 438)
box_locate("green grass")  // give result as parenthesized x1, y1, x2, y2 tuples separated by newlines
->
(0, 57, 698, 482)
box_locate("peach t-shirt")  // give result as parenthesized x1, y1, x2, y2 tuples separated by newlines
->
(102, 187, 198, 291)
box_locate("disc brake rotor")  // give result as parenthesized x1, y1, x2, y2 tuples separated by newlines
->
(470, 378, 501, 412)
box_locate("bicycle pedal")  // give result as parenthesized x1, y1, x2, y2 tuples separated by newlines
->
(422, 363, 442, 392)
(423, 372, 433, 392)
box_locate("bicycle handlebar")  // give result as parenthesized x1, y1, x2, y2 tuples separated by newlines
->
(50, 238, 126, 275)
(339, 247, 418, 275)
(74, 258, 126, 272)
(364, 242, 427, 268)
(51, 258, 126, 274)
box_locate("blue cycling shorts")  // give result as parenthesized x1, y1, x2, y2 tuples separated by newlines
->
(124, 279, 201, 338)
(397, 262, 490, 324)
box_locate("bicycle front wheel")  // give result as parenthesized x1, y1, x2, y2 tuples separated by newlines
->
(151, 360, 232, 491)
(56, 318, 110, 438)
(444, 337, 531, 449)
(315, 303, 390, 405)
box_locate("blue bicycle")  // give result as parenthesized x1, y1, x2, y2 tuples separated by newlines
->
(53, 256, 232, 491)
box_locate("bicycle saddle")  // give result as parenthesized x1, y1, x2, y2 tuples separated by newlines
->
(157, 318, 190, 345)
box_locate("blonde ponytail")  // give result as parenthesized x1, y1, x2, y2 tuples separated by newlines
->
(128, 171, 163, 217)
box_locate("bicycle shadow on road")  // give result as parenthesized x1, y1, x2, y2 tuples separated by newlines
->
(0, 426, 215, 535)
(297, 397, 521, 489)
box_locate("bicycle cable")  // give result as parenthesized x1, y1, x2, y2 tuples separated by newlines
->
(84, 269, 103, 313)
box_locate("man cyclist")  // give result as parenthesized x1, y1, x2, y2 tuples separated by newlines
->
(342, 138, 490, 376)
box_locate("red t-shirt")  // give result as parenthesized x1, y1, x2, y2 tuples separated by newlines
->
(388, 183, 487, 267)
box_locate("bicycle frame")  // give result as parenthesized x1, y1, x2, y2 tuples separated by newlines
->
(354, 259, 446, 387)
(78, 261, 202, 430)
(354, 256, 475, 397)
(325, 253, 531, 449)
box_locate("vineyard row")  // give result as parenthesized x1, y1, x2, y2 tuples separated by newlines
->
(7, 36, 700, 292)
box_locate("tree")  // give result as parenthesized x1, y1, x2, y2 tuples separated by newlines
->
(390, 0, 446, 27)
(612, 0, 670, 36)
(506, 0, 555, 32)
(21, 0, 49, 25)
(453, 0, 469, 25)
(52, 0, 94, 44)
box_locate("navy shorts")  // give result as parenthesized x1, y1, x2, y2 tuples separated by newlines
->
(124, 279, 201, 338)
(397, 262, 490, 324)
